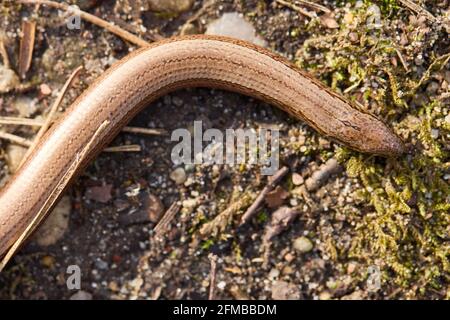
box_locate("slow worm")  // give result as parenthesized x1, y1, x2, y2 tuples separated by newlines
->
(0, 35, 404, 258)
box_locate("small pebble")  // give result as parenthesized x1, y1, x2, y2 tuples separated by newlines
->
(292, 173, 304, 185)
(170, 167, 187, 185)
(206, 12, 266, 47)
(70, 290, 93, 300)
(293, 236, 313, 253)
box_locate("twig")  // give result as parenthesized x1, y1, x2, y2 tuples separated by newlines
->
(413, 52, 450, 92)
(0, 35, 11, 69)
(103, 144, 141, 152)
(208, 253, 218, 300)
(185, 0, 215, 26)
(437, 92, 450, 102)
(121, 126, 167, 136)
(294, 0, 330, 13)
(397, 0, 438, 23)
(0, 116, 167, 136)
(153, 202, 181, 237)
(262, 206, 301, 267)
(200, 192, 253, 237)
(275, 0, 316, 19)
(240, 166, 289, 225)
(18, 65, 83, 169)
(18, 0, 150, 47)
(0, 120, 110, 271)
(394, 47, 409, 72)
(305, 158, 342, 191)
(0, 116, 43, 126)
(0, 130, 143, 152)
(0, 131, 32, 147)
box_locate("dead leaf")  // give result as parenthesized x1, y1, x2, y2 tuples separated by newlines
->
(85, 184, 113, 203)
(18, 20, 36, 79)
(265, 185, 289, 208)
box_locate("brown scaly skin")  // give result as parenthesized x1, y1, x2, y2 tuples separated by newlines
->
(0, 35, 404, 259)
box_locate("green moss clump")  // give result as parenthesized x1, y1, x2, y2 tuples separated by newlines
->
(295, 1, 449, 297)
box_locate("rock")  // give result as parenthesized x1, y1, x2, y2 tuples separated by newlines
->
(206, 12, 267, 47)
(70, 290, 93, 300)
(445, 113, 450, 126)
(148, 0, 194, 14)
(85, 184, 113, 203)
(14, 96, 38, 117)
(293, 236, 313, 253)
(145, 193, 164, 222)
(41, 255, 56, 268)
(95, 258, 108, 270)
(172, 96, 184, 107)
(39, 83, 52, 96)
(0, 65, 19, 93)
(268, 268, 280, 280)
(5, 144, 27, 173)
(170, 167, 187, 185)
(271, 280, 300, 300)
(182, 198, 197, 211)
(426, 81, 439, 94)
(341, 290, 364, 300)
(34, 196, 71, 246)
(319, 291, 332, 300)
(347, 262, 357, 274)
(292, 173, 304, 185)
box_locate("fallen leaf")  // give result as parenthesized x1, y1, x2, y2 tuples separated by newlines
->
(85, 184, 113, 203)
(265, 186, 289, 208)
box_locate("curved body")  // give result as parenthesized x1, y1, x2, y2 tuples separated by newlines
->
(0, 35, 404, 257)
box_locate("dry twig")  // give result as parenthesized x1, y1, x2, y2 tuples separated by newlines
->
(153, 202, 181, 237)
(0, 131, 32, 147)
(103, 145, 141, 153)
(275, 0, 316, 19)
(208, 253, 218, 300)
(0, 120, 110, 271)
(240, 166, 289, 225)
(18, 65, 83, 169)
(18, 0, 150, 47)
(0, 116, 167, 136)
(398, 0, 438, 23)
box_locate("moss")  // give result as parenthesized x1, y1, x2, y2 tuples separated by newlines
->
(295, 1, 449, 296)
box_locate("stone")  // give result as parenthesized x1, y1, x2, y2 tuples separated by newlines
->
(34, 195, 71, 247)
(5, 144, 27, 173)
(170, 167, 187, 185)
(271, 280, 300, 300)
(0, 65, 19, 93)
(293, 236, 313, 253)
(206, 12, 266, 47)
(148, 0, 195, 14)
